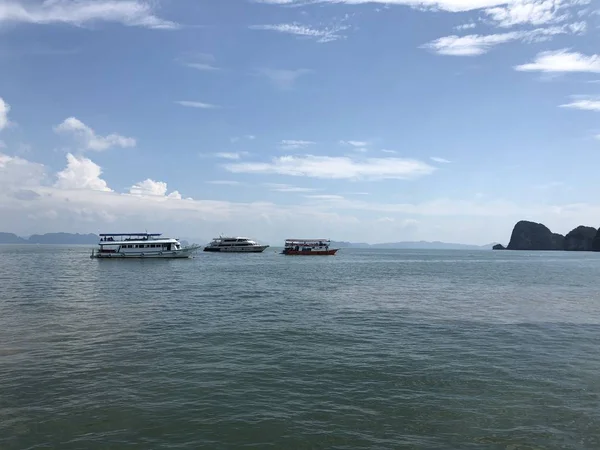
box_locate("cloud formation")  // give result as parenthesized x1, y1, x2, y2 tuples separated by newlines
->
(279, 140, 315, 150)
(4, 149, 600, 245)
(130, 179, 182, 199)
(515, 50, 600, 73)
(55, 153, 112, 191)
(263, 183, 318, 193)
(253, 0, 555, 14)
(0, 152, 46, 188)
(176, 101, 220, 109)
(0, 97, 10, 131)
(214, 152, 248, 160)
(0, 0, 178, 29)
(54, 117, 136, 151)
(423, 25, 583, 56)
(340, 140, 369, 147)
(560, 97, 600, 111)
(484, 0, 582, 27)
(250, 23, 347, 43)
(224, 155, 436, 180)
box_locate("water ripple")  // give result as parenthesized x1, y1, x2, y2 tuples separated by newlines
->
(1, 246, 600, 449)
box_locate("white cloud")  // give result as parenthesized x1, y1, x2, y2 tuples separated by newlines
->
(430, 156, 451, 163)
(55, 153, 112, 192)
(224, 155, 436, 180)
(455, 23, 477, 30)
(1, 151, 364, 242)
(305, 194, 345, 200)
(515, 49, 600, 73)
(54, 117, 136, 151)
(257, 68, 312, 90)
(340, 140, 369, 147)
(231, 135, 256, 143)
(0, 152, 46, 188)
(263, 183, 318, 192)
(340, 140, 369, 153)
(0, 0, 178, 30)
(423, 32, 520, 55)
(422, 25, 576, 56)
(485, 0, 581, 27)
(560, 97, 600, 111)
(279, 139, 315, 150)
(254, 0, 524, 13)
(214, 152, 248, 160)
(7, 150, 600, 245)
(129, 179, 181, 199)
(249, 23, 347, 43)
(184, 62, 219, 71)
(0, 97, 10, 131)
(381, 149, 397, 154)
(176, 101, 219, 109)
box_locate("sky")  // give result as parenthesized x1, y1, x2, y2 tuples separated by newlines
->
(1, 0, 600, 245)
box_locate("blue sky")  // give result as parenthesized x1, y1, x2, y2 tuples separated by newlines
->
(1, 0, 600, 244)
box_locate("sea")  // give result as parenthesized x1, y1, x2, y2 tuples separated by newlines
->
(1, 245, 599, 450)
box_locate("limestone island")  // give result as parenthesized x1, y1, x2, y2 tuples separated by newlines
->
(494, 220, 600, 251)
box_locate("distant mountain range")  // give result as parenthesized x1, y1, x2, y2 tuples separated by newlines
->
(0, 232, 193, 246)
(0, 232, 99, 245)
(0, 232, 496, 249)
(330, 240, 498, 250)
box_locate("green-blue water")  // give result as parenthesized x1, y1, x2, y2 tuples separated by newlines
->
(1, 245, 600, 449)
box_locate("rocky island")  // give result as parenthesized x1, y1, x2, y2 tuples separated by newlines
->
(495, 220, 600, 251)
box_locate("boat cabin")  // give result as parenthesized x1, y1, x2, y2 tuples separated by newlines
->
(97, 233, 182, 255)
(284, 239, 331, 252)
(208, 237, 258, 248)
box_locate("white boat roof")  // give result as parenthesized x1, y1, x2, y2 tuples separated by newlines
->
(285, 239, 330, 242)
(99, 237, 179, 243)
(100, 233, 162, 237)
(211, 236, 252, 240)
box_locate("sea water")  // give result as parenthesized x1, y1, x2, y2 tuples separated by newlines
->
(1, 245, 599, 449)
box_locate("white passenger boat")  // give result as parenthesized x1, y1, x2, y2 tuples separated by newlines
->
(203, 236, 269, 253)
(90, 233, 201, 259)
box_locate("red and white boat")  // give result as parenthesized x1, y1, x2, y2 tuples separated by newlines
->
(281, 239, 339, 255)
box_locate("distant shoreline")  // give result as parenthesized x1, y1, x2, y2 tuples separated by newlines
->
(0, 232, 498, 249)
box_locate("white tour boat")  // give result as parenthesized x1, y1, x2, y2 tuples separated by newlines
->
(90, 233, 201, 259)
(203, 236, 269, 253)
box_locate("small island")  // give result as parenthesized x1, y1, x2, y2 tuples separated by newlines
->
(494, 220, 600, 251)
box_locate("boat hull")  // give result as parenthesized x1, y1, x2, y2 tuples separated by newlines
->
(91, 246, 201, 259)
(282, 249, 338, 255)
(204, 245, 269, 253)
